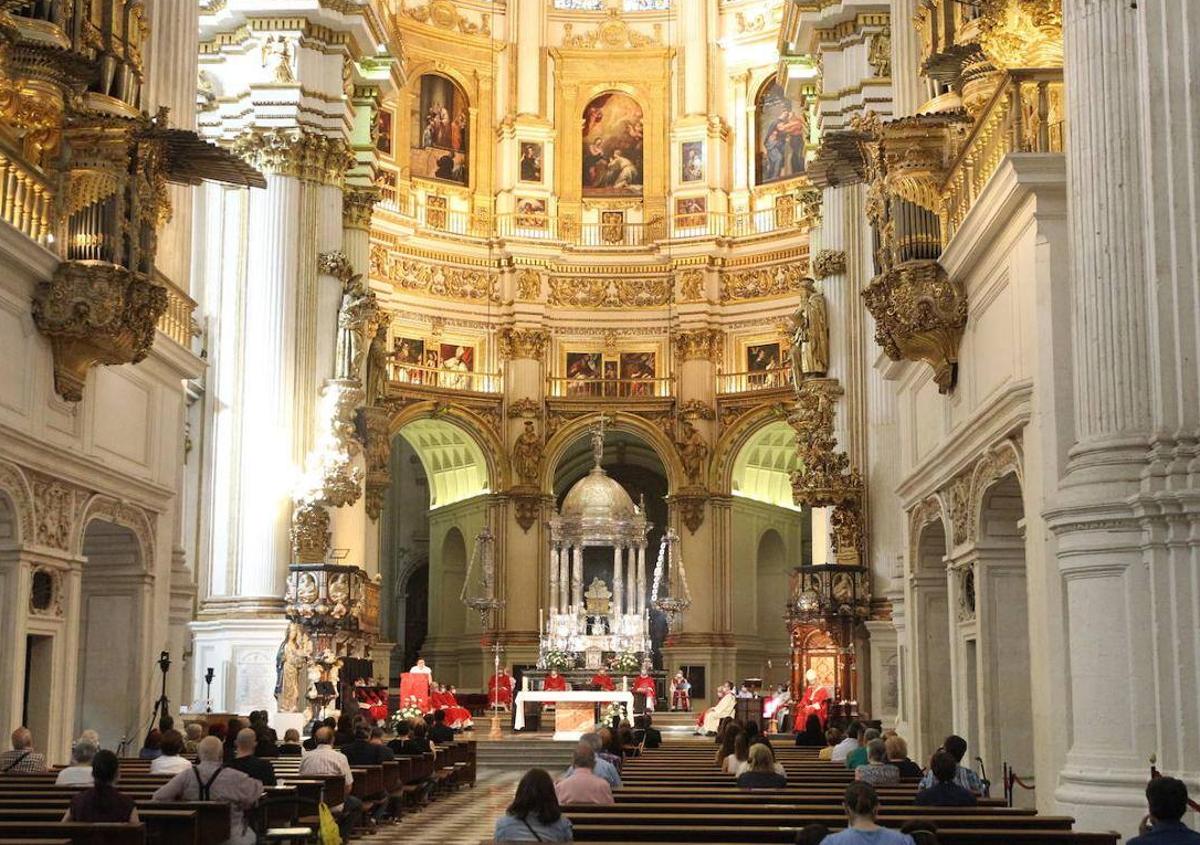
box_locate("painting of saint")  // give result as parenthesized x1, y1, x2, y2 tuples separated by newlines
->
(581, 91, 644, 197)
(393, 337, 425, 384)
(439, 343, 473, 390)
(519, 142, 543, 183)
(619, 351, 656, 396)
(411, 74, 469, 185)
(681, 141, 704, 183)
(376, 109, 393, 156)
(603, 360, 619, 397)
(675, 195, 706, 229)
(755, 81, 808, 185)
(567, 352, 602, 395)
(746, 341, 785, 388)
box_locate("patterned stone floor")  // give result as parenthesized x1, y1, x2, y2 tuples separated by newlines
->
(372, 768, 522, 844)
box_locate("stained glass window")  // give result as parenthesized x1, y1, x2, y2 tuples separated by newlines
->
(553, 0, 604, 10)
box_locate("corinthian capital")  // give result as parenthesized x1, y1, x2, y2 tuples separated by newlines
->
(497, 327, 550, 361)
(673, 328, 724, 363)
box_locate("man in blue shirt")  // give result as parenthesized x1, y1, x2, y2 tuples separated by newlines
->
(1129, 777, 1200, 845)
(917, 734, 983, 794)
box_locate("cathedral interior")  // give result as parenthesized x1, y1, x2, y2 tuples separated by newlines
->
(0, 0, 1196, 837)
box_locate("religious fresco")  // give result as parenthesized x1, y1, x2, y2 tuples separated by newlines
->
(519, 141, 543, 183)
(681, 140, 704, 183)
(754, 80, 808, 185)
(581, 91, 644, 197)
(411, 74, 469, 185)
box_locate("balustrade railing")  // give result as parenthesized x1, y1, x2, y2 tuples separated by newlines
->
(0, 149, 53, 246)
(388, 361, 503, 394)
(546, 375, 673, 398)
(716, 368, 794, 395)
(155, 274, 198, 348)
(941, 69, 1065, 243)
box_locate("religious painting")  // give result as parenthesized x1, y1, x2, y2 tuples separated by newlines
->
(675, 195, 706, 229)
(516, 198, 547, 229)
(746, 341, 784, 388)
(567, 351, 602, 395)
(519, 141, 543, 183)
(581, 91, 644, 197)
(375, 109, 394, 156)
(600, 210, 625, 244)
(411, 73, 469, 185)
(425, 194, 447, 230)
(681, 140, 704, 183)
(603, 360, 619, 397)
(755, 79, 808, 185)
(619, 351, 656, 396)
(393, 336, 425, 384)
(439, 343, 473, 390)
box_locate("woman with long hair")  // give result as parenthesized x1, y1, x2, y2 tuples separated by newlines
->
(717, 723, 743, 772)
(735, 743, 788, 789)
(493, 768, 574, 841)
(63, 751, 138, 823)
(820, 782, 916, 844)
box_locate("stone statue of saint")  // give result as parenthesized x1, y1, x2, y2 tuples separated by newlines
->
(678, 420, 709, 485)
(513, 419, 541, 486)
(790, 278, 829, 386)
(335, 273, 371, 381)
(275, 623, 311, 713)
(364, 323, 389, 405)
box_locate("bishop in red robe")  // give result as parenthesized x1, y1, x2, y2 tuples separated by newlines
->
(590, 668, 616, 691)
(488, 671, 515, 709)
(542, 669, 568, 700)
(797, 670, 831, 727)
(632, 670, 657, 712)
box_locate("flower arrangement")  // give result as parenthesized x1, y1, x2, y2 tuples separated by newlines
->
(609, 651, 640, 674)
(543, 649, 575, 671)
(602, 701, 628, 725)
(390, 695, 425, 731)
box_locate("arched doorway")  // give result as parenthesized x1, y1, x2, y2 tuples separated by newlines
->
(912, 518, 951, 761)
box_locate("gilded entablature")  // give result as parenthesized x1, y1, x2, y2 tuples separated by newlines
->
(560, 9, 662, 49)
(397, 0, 492, 35)
(547, 276, 673, 309)
(720, 262, 808, 303)
(369, 243, 498, 302)
(673, 328, 724, 363)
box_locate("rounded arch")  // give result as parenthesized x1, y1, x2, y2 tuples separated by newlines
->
(439, 525, 469, 636)
(541, 413, 685, 494)
(388, 400, 506, 500)
(968, 439, 1024, 543)
(907, 494, 949, 576)
(729, 420, 801, 509)
(74, 496, 153, 568)
(710, 403, 791, 493)
(0, 461, 34, 545)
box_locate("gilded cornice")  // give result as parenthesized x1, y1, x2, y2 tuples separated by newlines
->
(369, 243, 498, 302)
(497, 327, 550, 361)
(559, 8, 662, 49)
(813, 13, 890, 43)
(232, 128, 353, 185)
(396, 0, 493, 37)
(720, 262, 808, 303)
(673, 328, 724, 363)
(547, 276, 673, 309)
(344, 185, 380, 230)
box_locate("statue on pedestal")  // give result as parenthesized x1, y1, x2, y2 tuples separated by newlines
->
(275, 623, 312, 714)
(790, 278, 829, 384)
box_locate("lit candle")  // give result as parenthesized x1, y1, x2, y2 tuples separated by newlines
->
(539, 608, 544, 633)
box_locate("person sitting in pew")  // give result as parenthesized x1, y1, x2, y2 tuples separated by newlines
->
(343, 724, 390, 765)
(884, 735, 923, 780)
(278, 728, 303, 757)
(796, 823, 831, 845)
(914, 751, 977, 807)
(819, 727, 844, 761)
(368, 727, 395, 761)
(429, 709, 456, 745)
(151, 729, 192, 775)
(796, 713, 826, 747)
(634, 714, 661, 749)
(899, 820, 940, 845)
(63, 750, 138, 824)
(736, 743, 788, 789)
(917, 735, 982, 794)
(228, 727, 276, 786)
(1129, 776, 1200, 845)
(152, 736, 263, 845)
(823, 782, 915, 845)
(717, 723, 744, 773)
(831, 722, 861, 764)
(566, 734, 621, 790)
(303, 717, 336, 752)
(56, 736, 99, 785)
(0, 726, 47, 774)
(299, 726, 365, 839)
(555, 744, 614, 805)
(855, 738, 900, 786)
(494, 768, 574, 842)
(745, 720, 773, 754)
(846, 727, 878, 770)
(183, 723, 204, 755)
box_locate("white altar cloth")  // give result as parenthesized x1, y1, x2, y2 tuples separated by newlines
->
(514, 690, 635, 739)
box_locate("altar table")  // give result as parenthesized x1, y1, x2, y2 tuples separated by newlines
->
(513, 690, 635, 740)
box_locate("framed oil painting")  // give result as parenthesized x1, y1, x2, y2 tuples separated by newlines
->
(411, 73, 469, 185)
(566, 351, 602, 395)
(675, 195, 706, 229)
(375, 109, 394, 156)
(619, 351, 656, 396)
(393, 337, 425, 383)
(516, 198, 548, 229)
(755, 80, 807, 185)
(581, 91, 644, 197)
(681, 140, 704, 183)
(746, 341, 785, 388)
(519, 141, 543, 183)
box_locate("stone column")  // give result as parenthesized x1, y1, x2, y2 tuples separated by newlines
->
(560, 549, 570, 614)
(679, 0, 708, 116)
(549, 545, 560, 615)
(626, 550, 636, 620)
(571, 545, 583, 610)
(636, 545, 647, 614)
(888, 0, 928, 117)
(612, 545, 624, 616)
(1047, 0, 1167, 831)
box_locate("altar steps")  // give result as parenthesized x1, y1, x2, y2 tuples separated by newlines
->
(476, 738, 577, 770)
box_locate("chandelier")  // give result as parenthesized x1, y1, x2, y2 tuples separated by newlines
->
(650, 527, 691, 624)
(460, 526, 505, 626)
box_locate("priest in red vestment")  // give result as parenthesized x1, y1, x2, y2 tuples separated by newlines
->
(488, 670, 515, 709)
(590, 667, 616, 691)
(797, 669, 831, 726)
(542, 669, 568, 702)
(632, 669, 657, 712)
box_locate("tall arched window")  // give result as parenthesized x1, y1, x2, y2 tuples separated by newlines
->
(754, 78, 808, 185)
(581, 91, 644, 197)
(410, 73, 470, 185)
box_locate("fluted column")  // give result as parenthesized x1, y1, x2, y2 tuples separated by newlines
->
(679, 0, 708, 116)
(626, 550, 636, 619)
(889, 0, 928, 117)
(612, 545, 624, 616)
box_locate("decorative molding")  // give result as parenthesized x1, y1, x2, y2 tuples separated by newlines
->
(677, 399, 715, 421)
(361, 405, 391, 522)
(31, 263, 166, 402)
(976, 0, 1062, 71)
(678, 269, 706, 303)
(232, 127, 353, 186)
(515, 268, 542, 301)
(811, 249, 847, 280)
(497, 327, 550, 361)
(673, 328, 724, 363)
(671, 489, 707, 534)
(30, 472, 84, 551)
(511, 491, 544, 533)
(397, 0, 492, 36)
(720, 261, 809, 303)
(547, 276, 672, 309)
(560, 8, 661, 49)
(343, 185, 380, 230)
(0, 461, 35, 543)
(369, 244, 498, 302)
(507, 398, 542, 419)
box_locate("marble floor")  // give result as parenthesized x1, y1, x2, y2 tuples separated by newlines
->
(373, 768, 522, 844)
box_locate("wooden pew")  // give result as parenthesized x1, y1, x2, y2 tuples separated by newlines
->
(0, 823, 144, 845)
(563, 825, 1120, 844)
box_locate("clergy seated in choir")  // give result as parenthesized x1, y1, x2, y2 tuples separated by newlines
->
(1129, 776, 1200, 845)
(431, 682, 474, 730)
(823, 783, 917, 845)
(670, 670, 692, 711)
(494, 768, 574, 843)
(62, 751, 138, 824)
(632, 668, 657, 711)
(489, 668, 516, 710)
(696, 682, 738, 735)
(917, 734, 983, 794)
(590, 666, 616, 691)
(543, 668, 569, 695)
